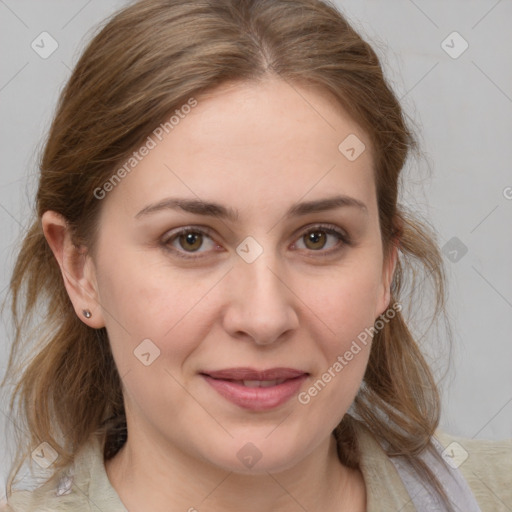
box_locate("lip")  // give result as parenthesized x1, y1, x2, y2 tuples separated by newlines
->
(200, 367, 309, 411)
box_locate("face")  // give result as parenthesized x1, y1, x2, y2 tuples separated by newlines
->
(83, 78, 396, 473)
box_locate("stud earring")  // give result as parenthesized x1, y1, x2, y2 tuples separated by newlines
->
(82, 309, 92, 319)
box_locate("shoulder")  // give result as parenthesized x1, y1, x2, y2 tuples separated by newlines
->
(4, 434, 126, 512)
(434, 429, 512, 511)
(3, 473, 84, 512)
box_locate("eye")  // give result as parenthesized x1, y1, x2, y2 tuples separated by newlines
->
(162, 226, 220, 259)
(161, 223, 351, 260)
(292, 224, 350, 256)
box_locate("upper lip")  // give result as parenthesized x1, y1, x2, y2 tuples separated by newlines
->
(201, 367, 308, 381)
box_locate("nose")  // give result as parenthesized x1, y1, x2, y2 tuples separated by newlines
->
(222, 251, 299, 346)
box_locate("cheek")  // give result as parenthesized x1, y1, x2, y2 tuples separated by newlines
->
(94, 248, 217, 371)
(95, 263, 208, 424)
(309, 258, 384, 343)
(297, 270, 380, 417)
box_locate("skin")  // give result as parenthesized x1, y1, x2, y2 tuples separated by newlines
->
(43, 77, 398, 512)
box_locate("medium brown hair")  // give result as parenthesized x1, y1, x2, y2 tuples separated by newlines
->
(2, 0, 453, 507)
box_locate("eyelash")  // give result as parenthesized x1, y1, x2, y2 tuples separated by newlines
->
(161, 223, 351, 260)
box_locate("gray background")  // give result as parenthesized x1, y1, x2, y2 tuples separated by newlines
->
(1, 0, 511, 498)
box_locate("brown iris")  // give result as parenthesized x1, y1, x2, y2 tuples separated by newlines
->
(179, 232, 203, 252)
(304, 230, 327, 250)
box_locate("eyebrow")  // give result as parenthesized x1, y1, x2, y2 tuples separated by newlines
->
(135, 194, 368, 221)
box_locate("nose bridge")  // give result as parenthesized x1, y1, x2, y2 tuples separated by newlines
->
(225, 238, 298, 344)
(235, 233, 282, 290)
(244, 253, 284, 303)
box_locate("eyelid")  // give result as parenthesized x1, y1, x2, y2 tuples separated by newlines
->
(161, 223, 351, 260)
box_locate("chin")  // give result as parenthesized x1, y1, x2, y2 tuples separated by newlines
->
(200, 437, 311, 475)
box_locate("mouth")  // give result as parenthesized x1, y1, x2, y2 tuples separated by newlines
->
(218, 378, 289, 387)
(201, 367, 308, 381)
(199, 367, 309, 410)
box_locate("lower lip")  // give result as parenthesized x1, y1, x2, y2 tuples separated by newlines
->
(201, 374, 308, 411)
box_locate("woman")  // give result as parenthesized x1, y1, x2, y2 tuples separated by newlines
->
(2, 0, 510, 511)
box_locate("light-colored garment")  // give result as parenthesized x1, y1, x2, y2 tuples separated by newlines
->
(4, 422, 511, 511)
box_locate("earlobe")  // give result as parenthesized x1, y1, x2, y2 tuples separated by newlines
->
(41, 211, 105, 328)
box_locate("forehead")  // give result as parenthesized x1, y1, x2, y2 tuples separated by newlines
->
(102, 78, 376, 219)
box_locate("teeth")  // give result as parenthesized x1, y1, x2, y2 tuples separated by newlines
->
(243, 380, 264, 387)
(242, 379, 286, 387)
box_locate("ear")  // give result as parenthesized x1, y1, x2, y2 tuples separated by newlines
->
(41, 211, 105, 328)
(376, 237, 400, 317)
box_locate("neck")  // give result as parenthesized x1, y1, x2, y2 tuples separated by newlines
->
(104, 429, 365, 512)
